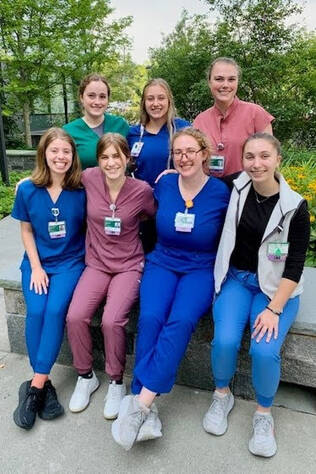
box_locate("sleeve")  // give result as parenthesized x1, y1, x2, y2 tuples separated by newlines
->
(11, 184, 30, 222)
(153, 178, 161, 202)
(142, 183, 156, 218)
(253, 104, 275, 132)
(282, 200, 310, 282)
(120, 117, 130, 137)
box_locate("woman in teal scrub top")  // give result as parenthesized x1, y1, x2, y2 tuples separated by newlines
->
(63, 74, 129, 169)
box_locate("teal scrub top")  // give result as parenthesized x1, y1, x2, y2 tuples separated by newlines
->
(63, 113, 129, 169)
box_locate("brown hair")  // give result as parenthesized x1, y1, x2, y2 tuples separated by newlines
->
(140, 78, 176, 144)
(207, 57, 241, 81)
(171, 127, 213, 175)
(31, 128, 82, 189)
(242, 132, 281, 157)
(79, 73, 111, 99)
(97, 133, 132, 170)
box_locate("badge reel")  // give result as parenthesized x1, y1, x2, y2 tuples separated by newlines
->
(267, 242, 289, 262)
(175, 200, 195, 233)
(209, 142, 225, 172)
(48, 207, 66, 239)
(104, 203, 121, 236)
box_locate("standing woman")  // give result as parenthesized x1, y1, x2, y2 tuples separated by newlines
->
(112, 127, 230, 450)
(128, 78, 190, 252)
(66, 133, 155, 420)
(63, 74, 129, 169)
(12, 128, 86, 430)
(204, 133, 310, 457)
(193, 57, 274, 177)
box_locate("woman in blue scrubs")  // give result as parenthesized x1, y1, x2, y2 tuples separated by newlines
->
(127, 78, 190, 252)
(112, 127, 230, 450)
(11, 128, 86, 430)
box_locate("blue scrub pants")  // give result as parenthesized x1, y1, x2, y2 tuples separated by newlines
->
(211, 266, 299, 407)
(22, 268, 83, 374)
(132, 262, 214, 394)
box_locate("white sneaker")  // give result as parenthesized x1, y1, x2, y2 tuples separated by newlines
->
(69, 372, 99, 413)
(203, 391, 234, 436)
(248, 412, 277, 458)
(104, 382, 126, 420)
(136, 403, 162, 442)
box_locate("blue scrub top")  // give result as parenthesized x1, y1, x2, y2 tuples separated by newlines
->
(127, 118, 190, 187)
(12, 180, 86, 274)
(147, 174, 230, 272)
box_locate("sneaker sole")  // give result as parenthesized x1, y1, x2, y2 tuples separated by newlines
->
(203, 394, 235, 436)
(13, 381, 34, 430)
(69, 379, 100, 413)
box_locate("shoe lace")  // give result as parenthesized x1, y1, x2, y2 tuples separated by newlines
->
(105, 384, 123, 401)
(253, 415, 272, 436)
(209, 396, 227, 418)
(26, 390, 42, 412)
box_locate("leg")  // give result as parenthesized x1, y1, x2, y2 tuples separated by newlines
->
(135, 268, 214, 394)
(102, 271, 141, 420)
(67, 266, 111, 373)
(101, 271, 141, 380)
(131, 263, 179, 394)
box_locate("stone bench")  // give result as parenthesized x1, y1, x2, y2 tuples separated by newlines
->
(1, 216, 316, 397)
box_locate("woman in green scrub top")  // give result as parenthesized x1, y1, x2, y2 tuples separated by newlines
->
(63, 74, 129, 169)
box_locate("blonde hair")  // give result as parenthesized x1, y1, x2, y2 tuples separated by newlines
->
(140, 78, 176, 145)
(207, 57, 241, 81)
(171, 127, 213, 175)
(31, 128, 82, 189)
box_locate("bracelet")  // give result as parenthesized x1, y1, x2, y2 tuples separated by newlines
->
(266, 305, 281, 316)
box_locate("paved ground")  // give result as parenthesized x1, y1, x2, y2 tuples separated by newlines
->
(0, 351, 316, 474)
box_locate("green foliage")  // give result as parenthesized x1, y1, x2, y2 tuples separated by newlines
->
(0, 171, 31, 219)
(149, 1, 316, 146)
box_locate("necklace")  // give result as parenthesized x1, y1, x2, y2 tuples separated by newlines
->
(254, 190, 271, 204)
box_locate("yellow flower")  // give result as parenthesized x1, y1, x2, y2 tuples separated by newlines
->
(310, 215, 315, 223)
(303, 194, 313, 201)
(297, 174, 306, 179)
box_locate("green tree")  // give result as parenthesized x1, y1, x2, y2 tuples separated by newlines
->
(0, 0, 132, 145)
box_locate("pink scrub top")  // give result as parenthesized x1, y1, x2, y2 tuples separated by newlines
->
(193, 97, 274, 177)
(82, 168, 156, 274)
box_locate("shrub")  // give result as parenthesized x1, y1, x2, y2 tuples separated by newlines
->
(0, 171, 31, 219)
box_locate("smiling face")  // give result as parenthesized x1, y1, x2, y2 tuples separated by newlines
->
(80, 80, 109, 121)
(242, 138, 281, 187)
(209, 62, 238, 109)
(172, 134, 207, 179)
(144, 84, 169, 122)
(45, 138, 73, 177)
(98, 143, 128, 182)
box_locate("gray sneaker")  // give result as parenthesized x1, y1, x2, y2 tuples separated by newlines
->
(203, 391, 234, 436)
(136, 403, 162, 442)
(111, 395, 149, 450)
(248, 412, 277, 458)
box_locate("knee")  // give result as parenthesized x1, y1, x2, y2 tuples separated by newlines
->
(212, 333, 241, 355)
(138, 311, 164, 334)
(250, 342, 280, 364)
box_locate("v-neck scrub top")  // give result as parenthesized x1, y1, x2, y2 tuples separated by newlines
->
(11, 180, 86, 273)
(127, 118, 190, 187)
(82, 168, 156, 274)
(147, 174, 230, 272)
(63, 113, 129, 169)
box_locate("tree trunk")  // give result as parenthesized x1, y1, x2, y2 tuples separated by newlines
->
(22, 100, 32, 147)
(62, 75, 69, 124)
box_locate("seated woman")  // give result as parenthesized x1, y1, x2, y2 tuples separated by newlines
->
(66, 133, 155, 420)
(12, 128, 86, 429)
(203, 133, 310, 457)
(111, 127, 230, 450)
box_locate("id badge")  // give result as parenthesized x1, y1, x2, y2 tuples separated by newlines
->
(267, 242, 289, 262)
(48, 221, 66, 239)
(131, 142, 144, 157)
(175, 212, 195, 232)
(104, 217, 121, 235)
(209, 155, 225, 171)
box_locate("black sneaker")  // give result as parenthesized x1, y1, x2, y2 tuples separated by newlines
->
(13, 380, 44, 430)
(38, 380, 64, 420)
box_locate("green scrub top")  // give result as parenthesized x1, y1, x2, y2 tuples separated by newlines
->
(63, 113, 129, 169)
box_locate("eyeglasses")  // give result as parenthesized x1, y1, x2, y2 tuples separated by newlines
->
(172, 148, 204, 159)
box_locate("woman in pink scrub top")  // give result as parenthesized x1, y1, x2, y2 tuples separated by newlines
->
(66, 133, 155, 421)
(193, 57, 274, 177)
